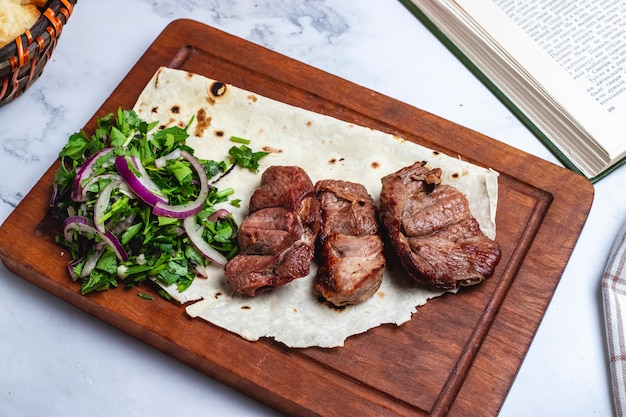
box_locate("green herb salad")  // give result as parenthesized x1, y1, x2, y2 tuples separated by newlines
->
(50, 108, 268, 296)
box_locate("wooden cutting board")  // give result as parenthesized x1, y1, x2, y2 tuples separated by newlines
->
(0, 19, 594, 417)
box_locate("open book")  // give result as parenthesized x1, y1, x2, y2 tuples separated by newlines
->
(400, 0, 626, 181)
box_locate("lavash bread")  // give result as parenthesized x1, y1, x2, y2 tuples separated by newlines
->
(132, 67, 500, 348)
(0, 0, 43, 48)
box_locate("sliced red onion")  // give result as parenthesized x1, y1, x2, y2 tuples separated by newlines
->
(152, 150, 209, 219)
(64, 215, 99, 242)
(63, 216, 128, 262)
(80, 247, 105, 278)
(110, 212, 136, 236)
(154, 149, 181, 168)
(183, 216, 228, 266)
(71, 148, 116, 202)
(67, 257, 83, 281)
(50, 186, 59, 208)
(102, 231, 129, 262)
(79, 173, 121, 202)
(115, 155, 168, 206)
(94, 179, 121, 233)
(153, 200, 205, 219)
(208, 208, 230, 222)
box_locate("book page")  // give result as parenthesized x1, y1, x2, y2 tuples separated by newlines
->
(452, 0, 626, 156)
(494, 0, 626, 114)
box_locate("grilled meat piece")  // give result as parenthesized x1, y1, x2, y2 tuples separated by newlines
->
(314, 180, 385, 306)
(225, 245, 315, 297)
(225, 166, 320, 296)
(379, 161, 501, 290)
(249, 165, 316, 214)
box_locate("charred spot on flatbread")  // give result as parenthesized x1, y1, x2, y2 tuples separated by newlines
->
(193, 108, 212, 137)
(171, 105, 180, 114)
(205, 82, 227, 105)
(210, 82, 227, 97)
(262, 146, 283, 154)
(159, 117, 177, 130)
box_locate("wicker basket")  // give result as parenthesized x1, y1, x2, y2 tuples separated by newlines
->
(0, 0, 77, 106)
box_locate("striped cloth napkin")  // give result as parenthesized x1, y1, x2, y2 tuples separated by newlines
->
(602, 218, 626, 417)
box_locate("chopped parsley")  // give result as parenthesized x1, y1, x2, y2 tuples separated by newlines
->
(51, 108, 269, 295)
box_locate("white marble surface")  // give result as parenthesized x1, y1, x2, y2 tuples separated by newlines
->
(0, 1, 621, 416)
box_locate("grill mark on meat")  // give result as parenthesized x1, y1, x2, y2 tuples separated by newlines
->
(379, 161, 501, 290)
(225, 166, 320, 296)
(314, 180, 386, 306)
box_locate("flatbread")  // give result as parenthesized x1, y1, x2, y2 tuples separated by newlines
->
(0, 0, 40, 48)
(132, 67, 499, 348)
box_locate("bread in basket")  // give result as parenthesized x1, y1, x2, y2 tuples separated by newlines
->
(0, 0, 77, 106)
